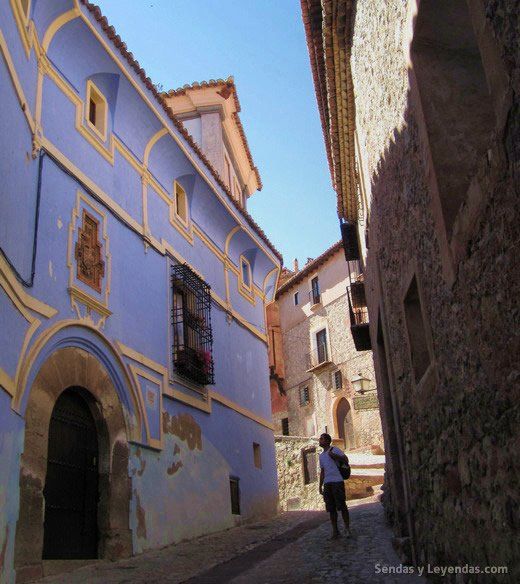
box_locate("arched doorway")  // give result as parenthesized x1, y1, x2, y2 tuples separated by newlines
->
(43, 388, 99, 559)
(336, 398, 356, 450)
(14, 345, 134, 582)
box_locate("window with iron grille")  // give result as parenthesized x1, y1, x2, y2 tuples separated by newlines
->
(302, 448, 317, 484)
(171, 264, 215, 386)
(299, 386, 310, 406)
(281, 417, 289, 435)
(333, 370, 343, 390)
(230, 477, 240, 515)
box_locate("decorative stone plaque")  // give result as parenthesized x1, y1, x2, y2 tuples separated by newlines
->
(75, 210, 105, 293)
(353, 394, 379, 411)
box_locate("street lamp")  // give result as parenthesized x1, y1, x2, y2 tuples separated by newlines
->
(351, 373, 371, 394)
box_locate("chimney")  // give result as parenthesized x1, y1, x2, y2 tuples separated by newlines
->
(293, 258, 299, 273)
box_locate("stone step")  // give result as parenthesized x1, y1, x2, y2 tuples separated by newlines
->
(348, 453, 385, 470)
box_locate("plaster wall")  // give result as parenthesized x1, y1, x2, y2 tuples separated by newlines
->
(0, 3, 280, 582)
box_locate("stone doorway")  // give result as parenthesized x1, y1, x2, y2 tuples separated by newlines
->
(14, 346, 133, 583)
(43, 388, 99, 560)
(336, 398, 355, 450)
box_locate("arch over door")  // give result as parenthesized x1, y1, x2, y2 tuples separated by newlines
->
(43, 388, 99, 559)
(336, 398, 356, 450)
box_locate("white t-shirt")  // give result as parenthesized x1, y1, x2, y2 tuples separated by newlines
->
(319, 446, 345, 484)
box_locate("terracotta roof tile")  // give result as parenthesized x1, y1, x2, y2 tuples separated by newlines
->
(80, 1, 280, 262)
(300, 0, 358, 222)
(164, 77, 262, 191)
(276, 240, 343, 296)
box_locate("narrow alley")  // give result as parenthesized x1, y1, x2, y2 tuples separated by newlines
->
(40, 498, 423, 584)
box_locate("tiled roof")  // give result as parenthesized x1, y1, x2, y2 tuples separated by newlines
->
(164, 77, 262, 191)
(276, 240, 343, 296)
(80, 2, 280, 262)
(300, 0, 358, 222)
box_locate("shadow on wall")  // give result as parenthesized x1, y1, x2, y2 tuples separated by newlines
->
(364, 0, 519, 574)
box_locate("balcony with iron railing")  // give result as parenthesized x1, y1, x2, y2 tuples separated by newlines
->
(306, 343, 333, 372)
(308, 289, 321, 306)
(347, 280, 371, 351)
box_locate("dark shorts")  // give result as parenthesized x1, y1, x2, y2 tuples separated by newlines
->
(323, 481, 347, 512)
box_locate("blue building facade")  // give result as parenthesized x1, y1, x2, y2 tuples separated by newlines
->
(0, 2, 281, 581)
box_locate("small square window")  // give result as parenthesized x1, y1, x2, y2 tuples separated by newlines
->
(230, 477, 240, 515)
(253, 442, 262, 469)
(299, 386, 310, 407)
(174, 181, 189, 225)
(281, 417, 289, 436)
(294, 292, 299, 306)
(333, 370, 343, 390)
(240, 256, 252, 291)
(85, 80, 107, 141)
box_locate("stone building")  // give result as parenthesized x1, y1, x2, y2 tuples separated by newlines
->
(0, 2, 281, 582)
(269, 242, 382, 448)
(302, 0, 519, 578)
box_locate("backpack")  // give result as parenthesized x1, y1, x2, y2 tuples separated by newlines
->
(329, 448, 351, 480)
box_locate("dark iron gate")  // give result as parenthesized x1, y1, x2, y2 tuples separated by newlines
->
(43, 388, 99, 559)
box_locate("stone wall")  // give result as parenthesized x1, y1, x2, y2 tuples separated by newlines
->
(351, 0, 520, 577)
(282, 291, 382, 449)
(275, 436, 323, 511)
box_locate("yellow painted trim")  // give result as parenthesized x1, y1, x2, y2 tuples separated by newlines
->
(263, 266, 279, 296)
(0, 28, 35, 132)
(40, 57, 275, 297)
(9, 0, 34, 57)
(6, 2, 279, 269)
(225, 225, 241, 255)
(173, 180, 190, 227)
(193, 225, 225, 261)
(68, 287, 112, 318)
(42, 135, 141, 229)
(143, 127, 167, 167)
(12, 320, 145, 446)
(239, 255, 253, 292)
(115, 342, 272, 427)
(164, 385, 212, 413)
(43, 63, 115, 163)
(85, 79, 108, 143)
(76, 6, 279, 266)
(129, 364, 164, 450)
(0, 368, 16, 397)
(42, 8, 80, 52)
(116, 341, 168, 375)
(0, 38, 269, 342)
(209, 391, 274, 430)
(67, 191, 112, 316)
(0, 256, 57, 319)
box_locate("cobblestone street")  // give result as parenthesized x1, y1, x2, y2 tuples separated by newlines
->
(40, 498, 424, 583)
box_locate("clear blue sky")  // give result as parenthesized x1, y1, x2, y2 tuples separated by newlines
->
(95, 0, 339, 266)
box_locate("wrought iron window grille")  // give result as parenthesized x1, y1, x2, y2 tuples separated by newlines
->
(171, 264, 215, 386)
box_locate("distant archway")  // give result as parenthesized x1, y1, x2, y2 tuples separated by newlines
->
(336, 398, 356, 450)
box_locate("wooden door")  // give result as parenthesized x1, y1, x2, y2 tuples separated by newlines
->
(43, 388, 99, 559)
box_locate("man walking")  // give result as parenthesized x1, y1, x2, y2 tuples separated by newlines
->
(318, 433, 350, 539)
